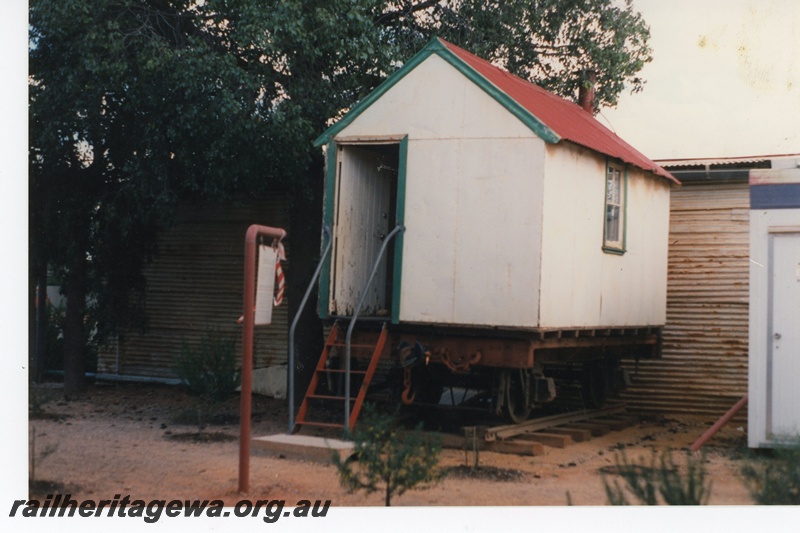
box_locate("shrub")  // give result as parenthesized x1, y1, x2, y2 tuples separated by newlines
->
(332, 404, 443, 506)
(176, 328, 240, 403)
(175, 328, 240, 432)
(603, 448, 711, 505)
(741, 441, 800, 504)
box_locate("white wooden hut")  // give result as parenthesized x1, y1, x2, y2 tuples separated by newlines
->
(294, 38, 678, 429)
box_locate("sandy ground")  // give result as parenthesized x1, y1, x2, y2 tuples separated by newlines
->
(24, 380, 760, 511)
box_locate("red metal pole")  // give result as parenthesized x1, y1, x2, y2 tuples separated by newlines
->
(239, 224, 286, 494)
(689, 394, 748, 452)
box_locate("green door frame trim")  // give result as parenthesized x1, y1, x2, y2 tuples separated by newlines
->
(390, 136, 408, 324)
(312, 38, 561, 148)
(317, 137, 408, 324)
(317, 140, 338, 319)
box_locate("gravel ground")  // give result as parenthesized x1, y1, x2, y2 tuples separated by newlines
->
(25, 381, 759, 510)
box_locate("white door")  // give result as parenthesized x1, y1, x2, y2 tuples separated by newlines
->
(768, 230, 800, 439)
(330, 144, 397, 316)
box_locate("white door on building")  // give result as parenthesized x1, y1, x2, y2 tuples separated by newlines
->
(330, 144, 398, 317)
(768, 230, 800, 439)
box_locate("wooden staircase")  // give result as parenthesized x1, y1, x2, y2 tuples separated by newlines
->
(294, 321, 388, 433)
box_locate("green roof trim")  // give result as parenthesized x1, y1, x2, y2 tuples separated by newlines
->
(312, 40, 440, 147)
(313, 37, 561, 147)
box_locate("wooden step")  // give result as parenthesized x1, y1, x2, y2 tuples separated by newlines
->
(320, 368, 368, 375)
(294, 321, 388, 433)
(307, 394, 356, 402)
(328, 342, 378, 349)
(515, 432, 572, 448)
(487, 440, 545, 456)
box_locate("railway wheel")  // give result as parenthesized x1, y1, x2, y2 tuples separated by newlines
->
(500, 369, 532, 424)
(581, 361, 609, 408)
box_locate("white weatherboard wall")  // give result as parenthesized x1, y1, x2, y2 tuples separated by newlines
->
(538, 143, 671, 329)
(749, 208, 800, 447)
(333, 54, 546, 328)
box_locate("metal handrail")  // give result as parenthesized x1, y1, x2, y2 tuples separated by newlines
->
(344, 223, 405, 430)
(288, 225, 333, 433)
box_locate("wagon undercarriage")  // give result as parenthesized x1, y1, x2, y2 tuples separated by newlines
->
(294, 320, 661, 431)
(358, 325, 658, 421)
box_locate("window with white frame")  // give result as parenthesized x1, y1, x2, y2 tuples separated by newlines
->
(604, 164, 625, 252)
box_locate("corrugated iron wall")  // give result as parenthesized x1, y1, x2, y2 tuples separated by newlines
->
(97, 195, 291, 379)
(622, 179, 750, 419)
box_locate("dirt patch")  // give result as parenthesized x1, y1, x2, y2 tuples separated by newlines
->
(445, 465, 528, 482)
(28, 479, 77, 496)
(166, 431, 238, 443)
(26, 381, 756, 507)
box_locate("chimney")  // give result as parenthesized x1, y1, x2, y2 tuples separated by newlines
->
(578, 70, 596, 114)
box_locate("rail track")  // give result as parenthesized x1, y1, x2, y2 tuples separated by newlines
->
(443, 402, 639, 456)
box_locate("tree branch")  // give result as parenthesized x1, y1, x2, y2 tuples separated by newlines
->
(375, 0, 441, 26)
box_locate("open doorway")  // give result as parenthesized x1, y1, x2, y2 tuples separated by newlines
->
(329, 142, 401, 318)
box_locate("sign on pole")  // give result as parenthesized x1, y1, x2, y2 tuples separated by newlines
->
(254, 244, 277, 325)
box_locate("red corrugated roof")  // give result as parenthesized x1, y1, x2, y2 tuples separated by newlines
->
(440, 39, 678, 184)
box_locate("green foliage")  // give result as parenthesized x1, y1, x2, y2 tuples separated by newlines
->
(603, 449, 712, 505)
(741, 442, 800, 504)
(176, 329, 240, 403)
(175, 328, 240, 433)
(30, 1, 272, 345)
(42, 302, 98, 375)
(426, 0, 652, 110)
(30, 0, 653, 391)
(332, 404, 443, 506)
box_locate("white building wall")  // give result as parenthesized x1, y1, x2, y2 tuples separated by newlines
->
(337, 55, 542, 141)
(748, 207, 800, 447)
(401, 137, 544, 327)
(334, 54, 545, 328)
(538, 142, 670, 328)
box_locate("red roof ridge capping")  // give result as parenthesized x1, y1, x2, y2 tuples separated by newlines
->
(438, 38, 678, 184)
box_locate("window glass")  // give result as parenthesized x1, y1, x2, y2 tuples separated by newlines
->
(604, 165, 624, 251)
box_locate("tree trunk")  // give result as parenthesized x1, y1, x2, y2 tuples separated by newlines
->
(287, 156, 325, 421)
(32, 268, 49, 384)
(63, 223, 89, 395)
(29, 171, 49, 385)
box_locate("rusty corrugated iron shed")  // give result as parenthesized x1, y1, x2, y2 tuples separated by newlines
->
(96, 195, 292, 380)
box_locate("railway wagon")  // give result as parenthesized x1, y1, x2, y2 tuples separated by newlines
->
(292, 38, 678, 431)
